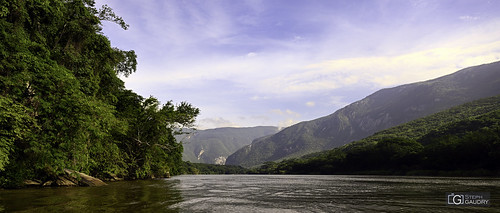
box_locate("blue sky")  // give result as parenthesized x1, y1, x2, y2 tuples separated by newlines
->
(95, 0, 500, 129)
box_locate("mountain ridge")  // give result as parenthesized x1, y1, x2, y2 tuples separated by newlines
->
(181, 126, 279, 164)
(227, 61, 500, 167)
(253, 94, 500, 175)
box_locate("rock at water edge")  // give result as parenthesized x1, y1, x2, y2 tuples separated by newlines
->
(64, 169, 107, 186)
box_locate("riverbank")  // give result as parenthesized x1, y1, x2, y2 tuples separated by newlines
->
(21, 169, 107, 188)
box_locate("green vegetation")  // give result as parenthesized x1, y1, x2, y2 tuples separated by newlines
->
(227, 61, 500, 168)
(182, 162, 249, 175)
(254, 95, 500, 176)
(0, 0, 199, 187)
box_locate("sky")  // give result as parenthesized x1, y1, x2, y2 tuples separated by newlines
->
(94, 0, 500, 130)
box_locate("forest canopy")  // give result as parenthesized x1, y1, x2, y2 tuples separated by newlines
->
(0, 0, 199, 187)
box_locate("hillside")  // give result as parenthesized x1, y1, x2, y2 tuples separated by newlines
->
(180, 126, 279, 164)
(0, 1, 199, 187)
(227, 61, 500, 167)
(254, 94, 500, 175)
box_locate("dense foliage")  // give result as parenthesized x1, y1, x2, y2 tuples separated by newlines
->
(182, 161, 249, 175)
(254, 95, 500, 176)
(0, 0, 199, 187)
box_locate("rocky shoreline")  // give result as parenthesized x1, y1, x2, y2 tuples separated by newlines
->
(23, 169, 109, 187)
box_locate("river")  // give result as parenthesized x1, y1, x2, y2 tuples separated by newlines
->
(0, 175, 498, 212)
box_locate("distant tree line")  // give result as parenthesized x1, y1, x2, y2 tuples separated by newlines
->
(0, 0, 199, 187)
(182, 162, 249, 175)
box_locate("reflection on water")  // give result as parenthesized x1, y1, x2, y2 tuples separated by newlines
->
(0, 179, 182, 212)
(0, 175, 499, 212)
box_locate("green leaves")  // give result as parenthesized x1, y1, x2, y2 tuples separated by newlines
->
(114, 49, 137, 77)
(97, 4, 129, 30)
(0, 2, 8, 18)
(1, 0, 198, 187)
(120, 96, 199, 179)
(0, 96, 36, 171)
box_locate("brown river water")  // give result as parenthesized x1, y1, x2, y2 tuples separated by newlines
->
(1, 175, 499, 212)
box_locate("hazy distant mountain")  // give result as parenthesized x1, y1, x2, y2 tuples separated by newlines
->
(180, 126, 279, 164)
(227, 61, 500, 167)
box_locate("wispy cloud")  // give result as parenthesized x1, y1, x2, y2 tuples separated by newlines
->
(459, 15, 480, 21)
(278, 119, 301, 129)
(270, 109, 302, 128)
(198, 117, 239, 129)
(97, 0, 500, 129)
(306, 40, 500, 88)
(306, 101, 316, 107)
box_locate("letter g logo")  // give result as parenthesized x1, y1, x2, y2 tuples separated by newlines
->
(453, 194, 463, 205)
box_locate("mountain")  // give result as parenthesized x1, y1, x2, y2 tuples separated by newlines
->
(180, 126, 279, 164)
(254, 94, 500, 175)
(227, 61, 500, 167)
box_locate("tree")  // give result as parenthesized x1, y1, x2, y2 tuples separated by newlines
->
(0, 96, 36, 171)
(374, 137, 423, 169)
(1, 0, 199, 187)
(122, 97, 199, 178)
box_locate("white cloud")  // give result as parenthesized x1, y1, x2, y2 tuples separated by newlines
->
(124, 29, 500, 129)
(298, 39, 500, 88)
(278, 119, 300, 129)
(247, 52, 257, 57)
(459, 15, 480, 21)
(328, 96, 348, 108)
(271, 109, 301, 117)
(285, 109, 300, 117)
(98, 0, 500, 129)
(306, 101, 316, 107)
(250, 95, 269, 101)
(117, 0, 500, 97)
(269, 109, 302, 128)
(197, 117, 239, 129)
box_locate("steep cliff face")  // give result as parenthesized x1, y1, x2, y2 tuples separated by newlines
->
(180, 126, 279, 164)
(227, 61, 500, 167)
